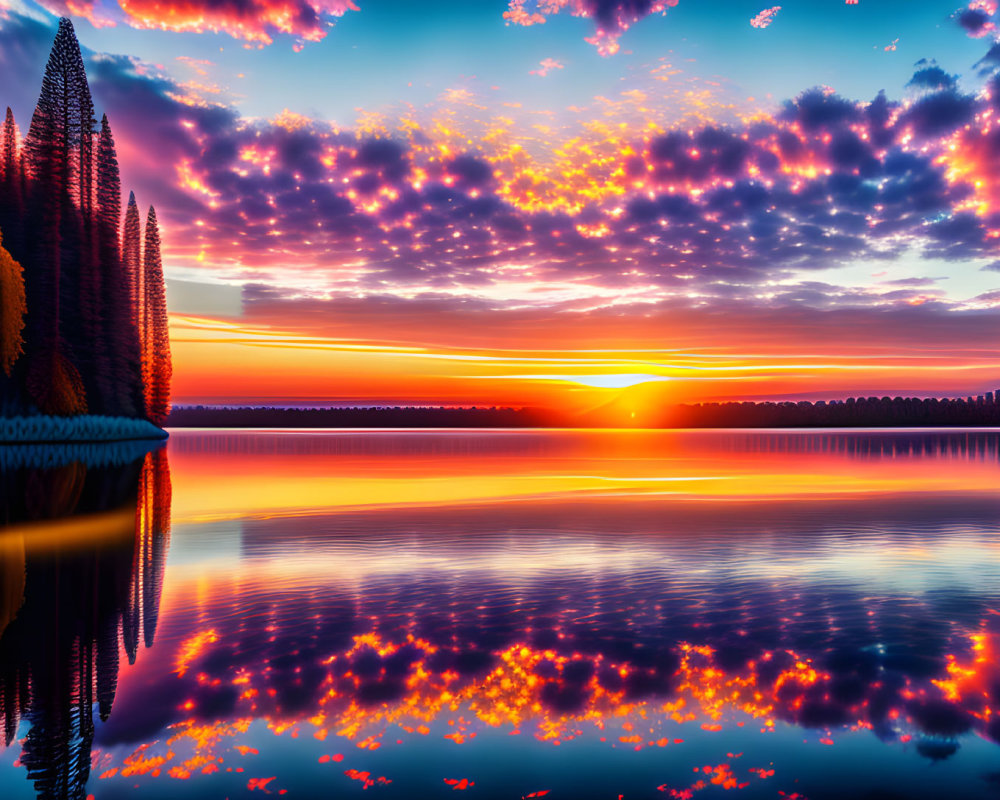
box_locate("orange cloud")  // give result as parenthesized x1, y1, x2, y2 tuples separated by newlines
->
(530, 57, 564, 76)
(32, 0, 117, 27)
(36, 0, 360, 45)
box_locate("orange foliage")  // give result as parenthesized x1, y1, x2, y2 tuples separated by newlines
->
(0, 228, 25, 376)
(141, 206, 172, 424)
(27, 346, 88, 415)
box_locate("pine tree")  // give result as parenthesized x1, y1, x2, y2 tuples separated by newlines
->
(22, 17, 90, 415)
(96, 117, 142, 416)
(0, 229, 26, 377)
(71, 42, 95, 221)
(95, 117, 120, 261)
(141, 206, 171, 424)
(122, 191, 141, 325)
(69, 21, 100, 412)
(0, 108, 16, 182)
(0, 109, 23, 257)
(71, 34, 100, 409)
(0, 16, 172, 425)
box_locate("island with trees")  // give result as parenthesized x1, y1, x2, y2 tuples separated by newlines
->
(0, 18, 170, 443)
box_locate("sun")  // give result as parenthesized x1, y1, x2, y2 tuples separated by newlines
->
(526, 373, 672, 390)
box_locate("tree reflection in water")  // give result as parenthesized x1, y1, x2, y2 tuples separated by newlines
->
(0, 444, 171, 800)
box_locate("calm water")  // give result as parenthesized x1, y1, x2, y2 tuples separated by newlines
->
(0, 429, 999, 799)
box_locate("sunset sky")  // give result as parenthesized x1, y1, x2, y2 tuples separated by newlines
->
(1, 0, 999, 410)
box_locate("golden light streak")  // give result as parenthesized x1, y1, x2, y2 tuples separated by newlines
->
(165, 430, 1000, 524)
(167, 315, 1000, 409)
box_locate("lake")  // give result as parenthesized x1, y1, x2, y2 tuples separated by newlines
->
(0, 429, 998, 799)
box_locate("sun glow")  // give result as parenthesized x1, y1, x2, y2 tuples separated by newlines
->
(168, 315, 1000, 411)
(502, 373, 671, 389)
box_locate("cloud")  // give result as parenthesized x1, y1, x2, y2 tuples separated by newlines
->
(503, 0, 680, 57)
(31, 0, 360, 46)
(974, 41, 1000, 74)
(238, 291, 1000, 358)
(3, 9, 1000, 344)
(899, 86, 977, 137)
(0, 7, 61, 113)
(530, 57, 564, 77)
(906, 64, 957, 91)
(750, 6, 781, 29)
(31, 0, 116, 27)
(92, 52, 997, 315)
(780, 87, 861, 129)
(956, 0, 997, 38)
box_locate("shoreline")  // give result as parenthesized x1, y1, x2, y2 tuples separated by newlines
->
(0, 415, 168, 444)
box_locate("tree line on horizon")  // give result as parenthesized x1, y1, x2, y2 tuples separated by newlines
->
(166, 391, 1000, 428)
(167, 404, 551, 428)
(666, 391, 1000, 428)
(0, 18, 170, 425)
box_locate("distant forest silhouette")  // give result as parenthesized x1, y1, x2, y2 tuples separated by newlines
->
(168, 390, 1000, 428)
(664, 391, 1000, 428)
(0, 18, 170, 425)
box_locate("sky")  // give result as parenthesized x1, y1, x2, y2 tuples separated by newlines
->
(1, 0, 999, 412)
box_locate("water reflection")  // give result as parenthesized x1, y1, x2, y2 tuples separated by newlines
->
(0, 445, 171, 799)
(1, 430, 999, 799)
(135, 496, 1000, 770)
(166, 429, 1000, 525)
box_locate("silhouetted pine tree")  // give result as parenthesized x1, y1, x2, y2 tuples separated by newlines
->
(141, 207, 171, 425)
(77, 202, 105, 410)
(0, 108, 23, 256)
(0, 107, 16, 184)
(68, 22, 101, 412)
(96, 116, 142, 416)
(122, 191, 141, 326)
(70, 42, 94, 221)
(1, 16, 172, 426)
(22, 18, 89, 415)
